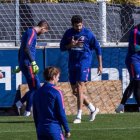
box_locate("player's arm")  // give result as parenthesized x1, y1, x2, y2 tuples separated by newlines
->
(24, 29, 39, 74)
(60, 31, 70, 51)
(97, 55, 102, 75)
(90, 33, 103, 75)
(60, 31, 77, 51)
(55, 90, 71, 138)
(128, 29, 135, 53)
(24, 29, 35, 63)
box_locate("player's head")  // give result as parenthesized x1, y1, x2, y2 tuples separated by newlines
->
(71, 15, 83, 32)
(43, 66, 60, 84)
(36, 20, 49, 35)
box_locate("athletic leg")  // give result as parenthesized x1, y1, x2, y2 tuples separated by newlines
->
(133, 80, 140, 111)
(116, 62, 135, 113)
(69, 68, 83, 123)
(22, 66, 41, 116)
(121, 80, 134, 105)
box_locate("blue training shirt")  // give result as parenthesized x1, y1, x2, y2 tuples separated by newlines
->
(33, 82, 70, 135)
(126, 25, 140, 62)
(19, 28, 37, 66)
(60, 27, 102, 69)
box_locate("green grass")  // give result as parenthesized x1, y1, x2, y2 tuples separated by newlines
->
(0, 113, 140, 140)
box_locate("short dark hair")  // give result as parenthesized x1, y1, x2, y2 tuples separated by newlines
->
(37, 20, 48, 29)
(43, 66, 60, 81)
(71, 15, 83, 25)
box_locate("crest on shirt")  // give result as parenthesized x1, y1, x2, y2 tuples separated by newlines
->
(77, 36, 85, 42)
(71, 35, 85, 50)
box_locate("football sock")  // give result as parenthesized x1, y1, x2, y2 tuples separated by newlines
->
(16, 100, 22, 108)
(77, 110, 82, 119)
(118, 104, 124, 109)
(87, 103, 95, 112)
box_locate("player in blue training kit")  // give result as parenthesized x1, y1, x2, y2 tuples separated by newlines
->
(116, 24, 140, 113)
(60, 15, 102, 123)
(33, 67, 71, 140)
(14, 20, 49, 116)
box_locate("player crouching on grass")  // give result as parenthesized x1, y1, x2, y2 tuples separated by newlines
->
(33, 66, 71, 140)
(60, 15, 102, 124)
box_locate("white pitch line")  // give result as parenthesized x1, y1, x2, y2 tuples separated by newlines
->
(0, 130, 35, 133)
(72, 127, 140, 131)
(0, 127, 140, 133)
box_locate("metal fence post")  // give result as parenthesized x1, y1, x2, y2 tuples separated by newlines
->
(97, 0, 107, 46)
(15, 0, 20, 46)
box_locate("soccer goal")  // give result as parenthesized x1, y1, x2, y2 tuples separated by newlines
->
(0, 0, 139, 47)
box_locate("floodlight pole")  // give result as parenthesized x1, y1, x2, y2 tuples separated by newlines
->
(15, 0, 20, 46)
(97, 0, 107, 46)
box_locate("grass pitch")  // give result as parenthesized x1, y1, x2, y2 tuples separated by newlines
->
(0, 113, 140, 140)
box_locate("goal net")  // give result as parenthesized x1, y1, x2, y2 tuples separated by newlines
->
(0, 0, 139, 46)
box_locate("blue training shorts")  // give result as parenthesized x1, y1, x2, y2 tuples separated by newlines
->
(69, 67, 90, 85)
(37, 133, 65, 140)
(126, 61, 140, 80)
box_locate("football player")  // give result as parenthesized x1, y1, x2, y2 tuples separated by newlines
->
(14, 20, 49, 116)
(60, 15, 102, 123)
